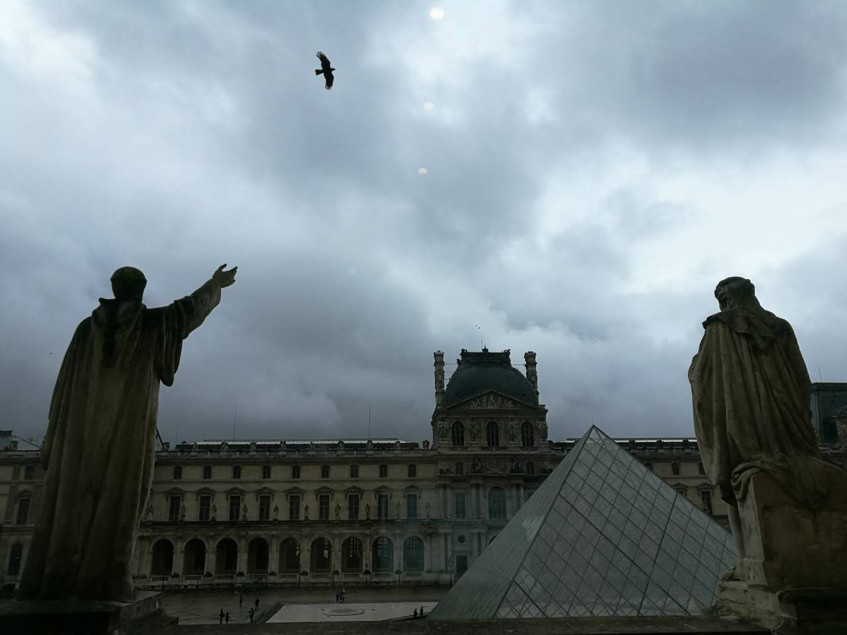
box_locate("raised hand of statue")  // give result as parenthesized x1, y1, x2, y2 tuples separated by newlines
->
(213, 264, 238, 288)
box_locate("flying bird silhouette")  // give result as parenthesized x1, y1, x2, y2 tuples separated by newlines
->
(315, 51, 335, 90)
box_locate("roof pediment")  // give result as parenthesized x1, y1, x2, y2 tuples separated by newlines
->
(446, 390, 535, 411)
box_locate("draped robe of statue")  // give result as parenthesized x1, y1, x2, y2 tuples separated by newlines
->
(18, 278, 222, 601)
(688, 300, 831, 508)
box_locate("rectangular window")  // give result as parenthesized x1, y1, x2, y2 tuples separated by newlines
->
(350, 465, 359, 478)
(318, 494, 330, 520)
(233, 465, 242, 479)
(321, 465, 330, 479)
(203, 465, 212, 479)
(454, 492, 466, 519)
(229, 495, 241, 521)
(198, 495, 211, 521)
(698, 461, 706, 475)
(168, 495, 181, 522)
(24, 466, 34, 480)
(377, 493, 389, 520)
(671, 463, 680, 476)
(292, 465, 301, 479)
(262, 465, 271, 479)
(289, 494, 300, 520)
(16, 498, 31, 524)
(379, 464, 388, 478)
(259, 495, 271, 521)
(173, 465, 182, 480)
(406, 493, 418, 519)
(700, 489, 713, 515)
(348, 494, 360, 520)
(408, 464, 416, 478)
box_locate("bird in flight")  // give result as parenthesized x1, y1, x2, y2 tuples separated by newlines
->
(315, 51, 335, 90)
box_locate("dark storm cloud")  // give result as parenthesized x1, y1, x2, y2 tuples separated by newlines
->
(2, 0, 847, 447)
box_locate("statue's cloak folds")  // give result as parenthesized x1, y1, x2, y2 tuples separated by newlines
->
(689, 306, 828, 507)
(19, 279, 221, 601)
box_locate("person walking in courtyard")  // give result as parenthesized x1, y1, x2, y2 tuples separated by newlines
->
(225, 612, 230, 624)
(239, 593, 243, 608)
(255, 597, 260, 609)
(249, 607, 255, 623)
(219, 608, 224, 624)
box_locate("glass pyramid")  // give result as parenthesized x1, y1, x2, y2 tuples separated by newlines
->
(430, 425, 737, 619)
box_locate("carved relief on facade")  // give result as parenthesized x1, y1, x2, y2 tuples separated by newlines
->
(466, 393, 517, 410)
(469, 420, 481, 442)
(508, 419, 518, 443)
(437, 421, 449, 445)
(485, 459, 509, 474)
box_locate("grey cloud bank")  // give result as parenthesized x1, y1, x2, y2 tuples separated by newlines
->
(1, 0, 845, 446)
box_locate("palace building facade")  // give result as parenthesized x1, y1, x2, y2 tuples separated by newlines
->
(2, 351, 845, 592)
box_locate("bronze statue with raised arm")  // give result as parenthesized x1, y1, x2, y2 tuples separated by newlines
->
(18, 264, 236, 601)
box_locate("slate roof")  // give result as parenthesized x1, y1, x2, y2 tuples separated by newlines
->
(443, 349, 538, 407)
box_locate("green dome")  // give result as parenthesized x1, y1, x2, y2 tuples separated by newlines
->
(444, 349, 537, 407)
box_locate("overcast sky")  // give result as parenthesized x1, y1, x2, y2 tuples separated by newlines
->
(2, 1, 846, 446)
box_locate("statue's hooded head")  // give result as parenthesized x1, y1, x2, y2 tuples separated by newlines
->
(110, 267, 147, 301)
(714, 276, 761, 312)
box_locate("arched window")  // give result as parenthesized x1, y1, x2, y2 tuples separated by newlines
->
(373, 537, 393, 572)
(151, 539, 174, 576)
(16, 497, 31, 525)
(279, 538, 300, 572)
(486, 422, 499, 447)
(451, 422, 465, 447)
(7, 543, 23, 576)
(521, 421, 534, 447)
(310, 537, 332, 573)
(403, 537, 424, 572)
(488, 487, 507, 520)
(215, 538, 238, 574)
(183, 539, 206, 576)
(342, 537, 363, 572)
(248, 538, 269, 574)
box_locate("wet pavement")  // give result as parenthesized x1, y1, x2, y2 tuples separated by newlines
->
(158, 586, 449, 625)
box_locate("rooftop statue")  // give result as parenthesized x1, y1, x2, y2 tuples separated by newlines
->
(690, 276, 847, 626)
(18, 264, 236, 601)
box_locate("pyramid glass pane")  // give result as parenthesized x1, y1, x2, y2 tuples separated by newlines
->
(429, 425, 737, 620)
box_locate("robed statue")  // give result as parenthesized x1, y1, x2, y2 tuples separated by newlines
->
(18, 264, 237, 601)
(689, 277, 841, 582)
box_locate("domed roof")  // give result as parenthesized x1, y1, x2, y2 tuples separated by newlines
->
(444, 349, 538, 407)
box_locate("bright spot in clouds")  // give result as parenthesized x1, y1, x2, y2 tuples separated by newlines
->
(418, 168, 429, 175)
(423, 101, 435, 111)
(429, 7, 445, 21)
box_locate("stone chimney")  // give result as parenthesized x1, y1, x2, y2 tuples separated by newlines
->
(434, 351, 445, 406)
(524, 351, 538, 396)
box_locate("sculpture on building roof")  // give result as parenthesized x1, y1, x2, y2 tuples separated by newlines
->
(18, 264, 236, 602)
(689, 276, 847, 621)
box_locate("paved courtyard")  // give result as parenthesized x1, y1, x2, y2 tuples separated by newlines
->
(158, 586, 448, 625)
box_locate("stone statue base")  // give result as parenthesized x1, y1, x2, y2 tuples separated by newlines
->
(0, 591, 175, 635)
(716, 470, 847, 632)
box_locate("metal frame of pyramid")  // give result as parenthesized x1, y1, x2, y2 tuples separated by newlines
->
(430, 425, 737, 619)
